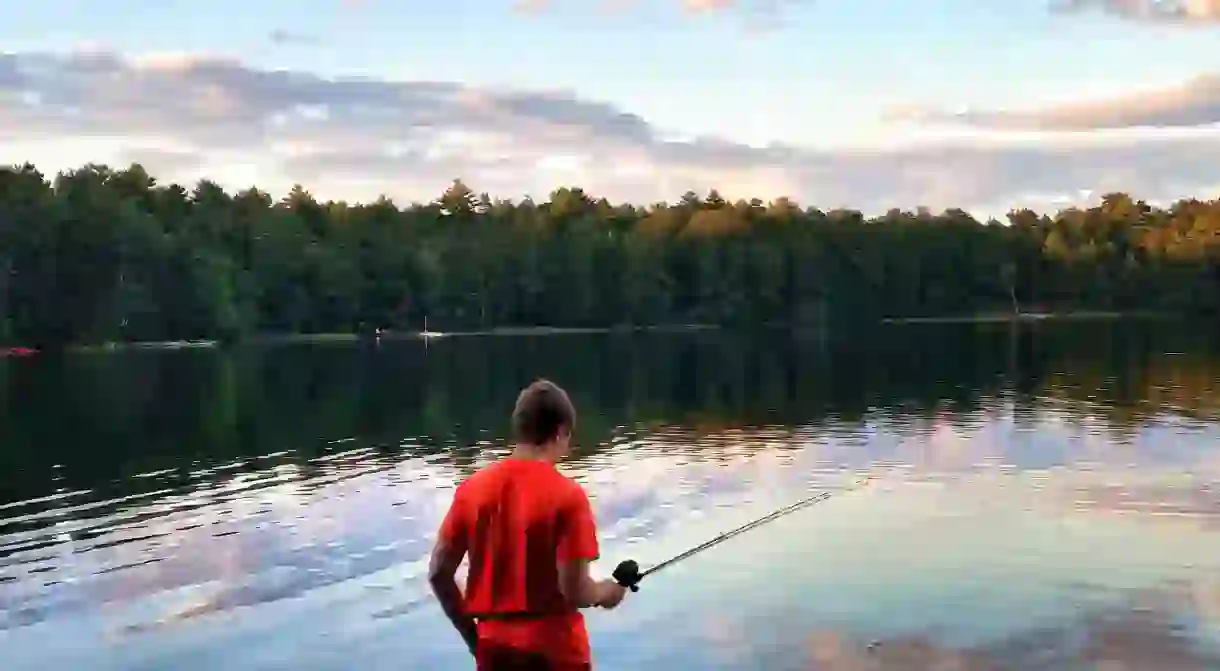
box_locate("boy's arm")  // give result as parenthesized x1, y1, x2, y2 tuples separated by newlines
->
(556, 486, 627, 609)
(428, 489, 478, 654)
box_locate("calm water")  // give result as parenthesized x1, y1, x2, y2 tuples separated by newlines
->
(3, 323, 1220, 670)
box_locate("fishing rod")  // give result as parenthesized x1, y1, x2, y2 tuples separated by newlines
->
(612, 471, 879, 592)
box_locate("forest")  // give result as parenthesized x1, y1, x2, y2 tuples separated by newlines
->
(2, 161, 1219, 347)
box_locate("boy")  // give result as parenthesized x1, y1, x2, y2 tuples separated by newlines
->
(428, 379, 631, 670)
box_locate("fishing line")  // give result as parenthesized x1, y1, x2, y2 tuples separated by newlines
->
(613, 469, 883, 591)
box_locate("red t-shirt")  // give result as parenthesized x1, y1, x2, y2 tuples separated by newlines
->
(438, 457, 601, 666)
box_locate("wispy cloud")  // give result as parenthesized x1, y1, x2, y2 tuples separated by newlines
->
(1051, 0, 1220, 24)
(3, 49, 1220, 216)
(269, 30, 323, 46)
(515, 0, 800, 17)
(893, 74, 1220, 131)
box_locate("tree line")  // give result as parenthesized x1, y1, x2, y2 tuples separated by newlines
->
(2, 162, 1219, 347)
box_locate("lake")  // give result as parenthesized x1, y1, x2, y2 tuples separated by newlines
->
(3, 322, 1220, 670)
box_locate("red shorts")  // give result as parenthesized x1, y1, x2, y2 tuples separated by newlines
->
(475, 641, 591, 671)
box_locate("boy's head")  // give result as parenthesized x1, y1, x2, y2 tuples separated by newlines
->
(512, 379, 576, 458)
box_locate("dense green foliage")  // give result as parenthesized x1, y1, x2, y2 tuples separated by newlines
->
(3, 162, 1220, 346)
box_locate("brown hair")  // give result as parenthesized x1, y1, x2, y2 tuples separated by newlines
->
(511, 379, 576, 446)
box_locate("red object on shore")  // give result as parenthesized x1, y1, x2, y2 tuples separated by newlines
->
(0, 346, 37, 357)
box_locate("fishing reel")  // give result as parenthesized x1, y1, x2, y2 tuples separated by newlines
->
(613, 559, 642, 592)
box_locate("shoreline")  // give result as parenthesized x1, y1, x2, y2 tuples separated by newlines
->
(257, 323, 722, 344)
(879, 311, 1167, 325)
(10, 312, 1183, 354)
(57, 323, 722, 353)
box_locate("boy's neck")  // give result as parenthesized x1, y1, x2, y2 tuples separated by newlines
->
(511, 443, 558, 464)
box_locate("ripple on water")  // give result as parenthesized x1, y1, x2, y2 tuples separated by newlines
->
(4, 382, 1220, 668)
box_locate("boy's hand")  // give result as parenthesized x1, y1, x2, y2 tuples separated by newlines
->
(597, 580, 628, 609)
(460, 618, 478, 656)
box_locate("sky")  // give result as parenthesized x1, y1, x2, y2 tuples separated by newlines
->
(3, 0, 1220, 215)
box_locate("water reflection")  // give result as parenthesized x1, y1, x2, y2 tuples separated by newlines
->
(804, 593, 1220, 670)
(1, 322, 1220, 669)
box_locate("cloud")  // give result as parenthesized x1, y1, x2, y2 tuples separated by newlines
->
(3, 49, 1220, 216)
(1051, 0, 1220, 23)
(901, 74, 1220, 131)
(511, 0, 550, 13)
(116, 147, 208, 175)
(269, 30, 323, 46)
(515, 0, 798, 17)
(681, 0, 736, 12)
